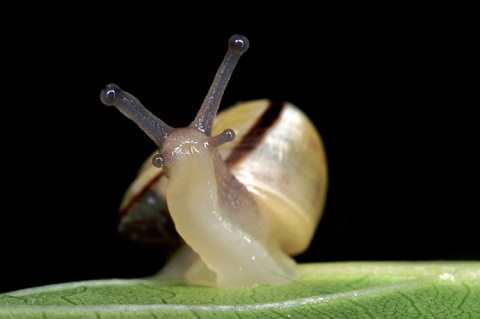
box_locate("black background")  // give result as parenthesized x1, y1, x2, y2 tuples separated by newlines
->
(2, 4, 478, 294)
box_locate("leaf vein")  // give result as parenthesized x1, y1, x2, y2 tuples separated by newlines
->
(349, 300, 375, 319)
(397, 291, 421, 319)
(457, 282, 470, 314)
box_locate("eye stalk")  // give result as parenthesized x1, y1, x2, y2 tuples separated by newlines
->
(191, 34, 249, 135)
(100, 34, 249, 150)
(208, 128, 236, 149)
(100, 84, 173, 149)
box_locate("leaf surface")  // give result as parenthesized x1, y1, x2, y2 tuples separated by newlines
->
(1, 261, 479, 318)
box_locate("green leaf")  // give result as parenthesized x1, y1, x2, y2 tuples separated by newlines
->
(1, 261, 479, 318)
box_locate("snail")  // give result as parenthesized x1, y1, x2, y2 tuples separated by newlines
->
(100, 34, 328, 288)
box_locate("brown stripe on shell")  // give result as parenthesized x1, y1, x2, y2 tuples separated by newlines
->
(119, 170, 164, 219)
(225, 101, 286, 166)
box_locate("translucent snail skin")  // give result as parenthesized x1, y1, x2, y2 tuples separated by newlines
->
(100, 34, 328, 288)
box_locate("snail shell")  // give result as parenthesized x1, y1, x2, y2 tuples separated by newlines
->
(101, 35, 328, 287)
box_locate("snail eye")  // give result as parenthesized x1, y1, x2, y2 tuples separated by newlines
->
(152, 154, 165, 168)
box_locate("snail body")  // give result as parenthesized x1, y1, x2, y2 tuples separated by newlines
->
(100, 35, 328, 287)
